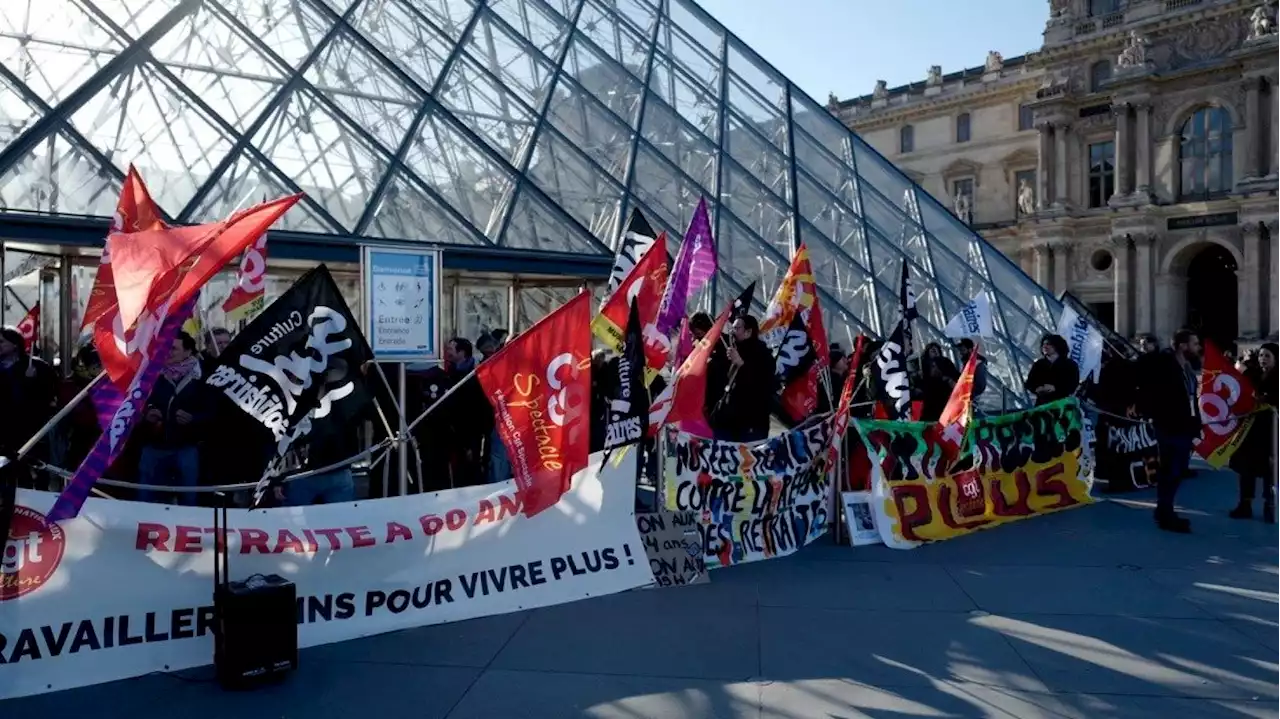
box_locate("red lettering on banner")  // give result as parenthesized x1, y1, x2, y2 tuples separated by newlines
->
(1033, 463, 1077, 509)
(313, 528, 344, 550)
(273, 529, 306, 554)
(240, 529, 271, 554)
(890, 484, 932, 543)
(385, 521, 413, 543)
(445, 510, 467, 531)
(174, 525, 203, 553)
(474, 499, 496, 525)
(419, 515, 444, 536)
(346, 526, 375, 548)
(136, 523, 170, 551)
(991, 470, 1032, 517)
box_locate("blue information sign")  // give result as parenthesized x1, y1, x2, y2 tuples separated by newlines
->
(361, 246, 441, 361)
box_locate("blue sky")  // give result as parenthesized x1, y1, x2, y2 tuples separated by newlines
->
(692, 0, 1048, 102)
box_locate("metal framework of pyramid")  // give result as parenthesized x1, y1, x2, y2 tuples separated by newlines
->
(0, 0, 1065, 407)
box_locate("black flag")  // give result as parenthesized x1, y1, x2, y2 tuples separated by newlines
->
(730, 281, 757, 322)
(204, 265, 375, 507)
(603, 300, 650, 450)
(898, 261, 917, 357)
(774, 312, 817, 386)
(604, 209, 659, 303)
(873, 320, 912, 420)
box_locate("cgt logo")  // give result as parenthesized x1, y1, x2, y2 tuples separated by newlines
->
(2, 506, 65, 601)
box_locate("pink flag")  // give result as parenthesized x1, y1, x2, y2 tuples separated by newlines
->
(673, 317, 694, 368)
(655, 197, 716, 337)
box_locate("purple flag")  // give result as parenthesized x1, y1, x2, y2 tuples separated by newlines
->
(655, 197, 717, 337)
(46, 296, 196, 522)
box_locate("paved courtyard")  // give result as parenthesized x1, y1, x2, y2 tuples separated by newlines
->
(5, 467, 1277, 718)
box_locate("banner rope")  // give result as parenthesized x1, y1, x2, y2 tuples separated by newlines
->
(30, 438, 394, 494)
(1078, 398, 1275, 427)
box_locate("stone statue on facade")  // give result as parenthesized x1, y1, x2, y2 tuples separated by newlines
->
(1116, 31, 1149, 69)
(1017, 179, 1036, 216)
(1049, 0, 1071, 17)
(985, 51, 1004, 73)
(1247, 5, 1276, 40)
(827, 92, 839, 110)
(872, 80, 888, 99)
(953, 190, 972, 223)
(926, 65, 943, 86)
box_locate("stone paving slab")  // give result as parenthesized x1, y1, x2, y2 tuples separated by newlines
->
(3, 466, 1276, 718)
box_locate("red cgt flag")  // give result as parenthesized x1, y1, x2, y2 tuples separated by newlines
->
(82, 166, 168, 333)
(762, 244, 831, 422)
(221, 232, 270, 323)
(478, 292, 593, 517)
(657, 299, 732, 432)
(590, 236, 668, 373)
(16, 302, 39, 352)
(95, 195, 301, 384)
(1195, 339, 1257, 467)
(936, 346, 981, 467)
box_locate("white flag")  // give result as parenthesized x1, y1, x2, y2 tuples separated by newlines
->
(943, 294, 994, 339)
(1055, 304, 1104, 383)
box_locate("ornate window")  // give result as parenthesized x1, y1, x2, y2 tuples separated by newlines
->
(899, 125, 914, 154)
(1088, 141, 1115, 207)
(1179, 106, 1233, 200)
(1089, 60, 1111, 92)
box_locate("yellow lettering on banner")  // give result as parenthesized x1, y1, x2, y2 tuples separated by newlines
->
(879, 453, 1093, 545)
(513, 373, 538, 398)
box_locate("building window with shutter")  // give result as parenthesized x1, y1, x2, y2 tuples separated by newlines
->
(899, 125, 914, 154)
(956, 113, 971, 143)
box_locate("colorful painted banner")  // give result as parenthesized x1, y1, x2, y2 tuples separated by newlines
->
(662, 419, 835, 568)
(857, 397, 1093, 550)
(1, 451, 651, 699)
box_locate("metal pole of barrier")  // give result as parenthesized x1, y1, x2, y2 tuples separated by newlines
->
(16, 370, 106, 461)
(398, 363, 409, 496)
(1273, 407, 1278, 523)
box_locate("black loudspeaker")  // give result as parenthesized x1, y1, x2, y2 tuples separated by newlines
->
(213, 503, 298, 690)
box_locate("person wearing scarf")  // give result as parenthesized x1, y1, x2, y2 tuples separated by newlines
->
(137, 331, 209, 506)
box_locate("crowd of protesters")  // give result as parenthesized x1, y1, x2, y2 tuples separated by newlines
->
(1, 315, 1275, 533)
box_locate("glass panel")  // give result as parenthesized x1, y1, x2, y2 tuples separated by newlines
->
(666, 0, 723, 59)
(500, 186, 605, 254)
(0, 75, 44, 148)
(215, 0, 333, 69)
(915, 189, 979, 263)
(717, 214, 785, 301)
(604, 0, 659, 38)
(575, 0, 648, 78)
(363, 169, 487, 246)
(807, 237, 881, 335)
(347, 0, 457, 91)
(648, 24, 720, 141)
(852, 134, 918, 215)
(404, 110, 517, 241)
(487, 0, 572, 60)
(793, 129, 860, 214)
(796, 171, 869, 271)
(185, 149, 338, 232)
(68, 62, 236, 216)
(150, 3, 288, 133)
(559, 32, 644, 124)
(402, 0, 480, 38)
(0, 4, 122, 106)
(544, 76, 634, 181)
(525, 126, 624, 244)
(639, 98, 717, 191)
(726, 39, 786, 125)
(0, 133, 122, 217)
(464, 7, 560, 110)
(516, 284, 580, 329)
(86, 0, 181, 37)
(437, 53, 538, 164)
(720, 162, 790, 259)
(248, 87, 389, 231)
(630, 142, 705, 235)
(455, 283, 510, 342)
(725, 110, 788, 198)
(304, 29, 422, 152)
(982, 242, 1056, 330)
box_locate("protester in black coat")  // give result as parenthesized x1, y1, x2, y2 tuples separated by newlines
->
(1230, 342, 1277, 521)
(137, 332, 210, 505)
(1133, 329, 1202, 533)
(708, 316, 775, 443)
(1023, 334, 1079, 406)
(919, 342, 959, 422)
(0, 326, 57, 482)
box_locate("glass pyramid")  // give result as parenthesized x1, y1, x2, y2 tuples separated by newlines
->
(0, 0, 1065, 408)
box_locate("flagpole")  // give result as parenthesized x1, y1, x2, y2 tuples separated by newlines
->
(14, 370, 106, 462)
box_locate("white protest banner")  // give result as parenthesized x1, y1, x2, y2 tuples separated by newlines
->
(1055, 304, 1103, 383)
(661, 419, 834, 568)
(0, 452, 650, 699)
(943, 294, 994, 339)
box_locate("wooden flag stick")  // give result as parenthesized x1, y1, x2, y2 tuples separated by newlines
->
(15, 369, 106, 462)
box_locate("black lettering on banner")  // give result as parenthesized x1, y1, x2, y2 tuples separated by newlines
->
(636, 510, 707, 587)
(973, 399, 1082, 474)
(0, 606, 218, 665)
